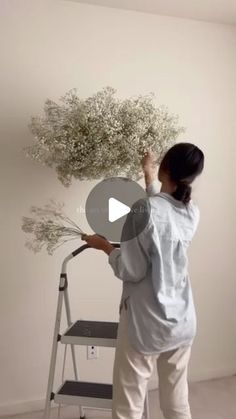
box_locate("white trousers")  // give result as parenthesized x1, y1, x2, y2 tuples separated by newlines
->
(112, 309, 192, 419)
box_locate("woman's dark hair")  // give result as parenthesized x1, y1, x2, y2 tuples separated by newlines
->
(159, 143, 204, 205)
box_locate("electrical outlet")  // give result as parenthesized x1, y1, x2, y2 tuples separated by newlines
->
(87, 345, 99, 360)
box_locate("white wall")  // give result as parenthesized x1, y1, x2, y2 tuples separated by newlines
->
(0, 0, 236, 415)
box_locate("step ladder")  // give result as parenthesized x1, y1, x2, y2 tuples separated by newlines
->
(44, 243, 150, 419)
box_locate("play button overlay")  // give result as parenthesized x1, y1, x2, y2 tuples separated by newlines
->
(109, 198, 130, 222)
(85, 177, 150, 242)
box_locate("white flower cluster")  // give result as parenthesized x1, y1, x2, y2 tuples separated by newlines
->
(26, 87, 184, 186)
(22, 200, 84, 255)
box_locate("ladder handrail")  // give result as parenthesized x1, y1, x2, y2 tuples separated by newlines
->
(72, 242, 120, 257)
(61, 243, 120, 274)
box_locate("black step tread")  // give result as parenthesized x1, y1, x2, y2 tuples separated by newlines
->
(64, 320, 118, 339)
(58, 380, 112, 399)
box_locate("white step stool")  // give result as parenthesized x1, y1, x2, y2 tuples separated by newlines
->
(44, 243, 150, 419)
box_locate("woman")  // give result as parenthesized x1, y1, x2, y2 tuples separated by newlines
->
(82, 143, 204, 419)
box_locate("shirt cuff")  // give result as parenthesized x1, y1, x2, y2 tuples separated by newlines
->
(146, 179, 159, 196)
(108, 247, 120, 267)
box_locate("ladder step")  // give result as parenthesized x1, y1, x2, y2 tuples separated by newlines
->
(54, 380, 112, 409)
(61, 320, 118, 347)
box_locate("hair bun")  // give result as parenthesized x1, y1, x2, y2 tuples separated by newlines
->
(178, 179, 190, 186)
(173, 182, 192, 204)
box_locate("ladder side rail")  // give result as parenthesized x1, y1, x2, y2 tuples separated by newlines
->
(63, 288, 79, 377)
(62, 254, 85, 418)
(64, 287, 85, 418)
(44, 272, 69, 419)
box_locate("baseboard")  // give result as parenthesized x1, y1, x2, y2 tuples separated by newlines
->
(189, 367, 236, 383)
(0, 398, 45, 417)
(0, 369, 235, 417)
(148, 366, 236, 391)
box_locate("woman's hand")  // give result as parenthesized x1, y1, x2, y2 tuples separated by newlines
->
(142, 150, 157, 187)
(142, 150, 156, 173)
(82, 234, 115, 255)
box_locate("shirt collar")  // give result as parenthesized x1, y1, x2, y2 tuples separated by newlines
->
(156, 192, 186, 208)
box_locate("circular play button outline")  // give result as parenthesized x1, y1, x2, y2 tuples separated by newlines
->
(85, 177, 150, 242)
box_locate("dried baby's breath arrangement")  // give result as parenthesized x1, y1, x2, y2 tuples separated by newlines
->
(23, 88, 184, 254)
(26, 87, 184, 186)
(22, 200, 84, 255)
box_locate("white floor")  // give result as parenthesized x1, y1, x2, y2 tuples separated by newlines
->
(1, 376, 236, 419)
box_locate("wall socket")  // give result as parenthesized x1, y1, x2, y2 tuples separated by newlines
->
(87, 345, 99, 360)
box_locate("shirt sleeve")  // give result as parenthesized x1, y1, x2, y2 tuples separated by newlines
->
(193, 204, 200, 233)
(108, 199, 151, 283)
(146, 179, 159, 196)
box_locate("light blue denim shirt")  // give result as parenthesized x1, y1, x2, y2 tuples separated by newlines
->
(108, 180, 200, 354)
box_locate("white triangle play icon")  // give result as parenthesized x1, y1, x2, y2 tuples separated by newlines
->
(108, 198, 130, 223)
